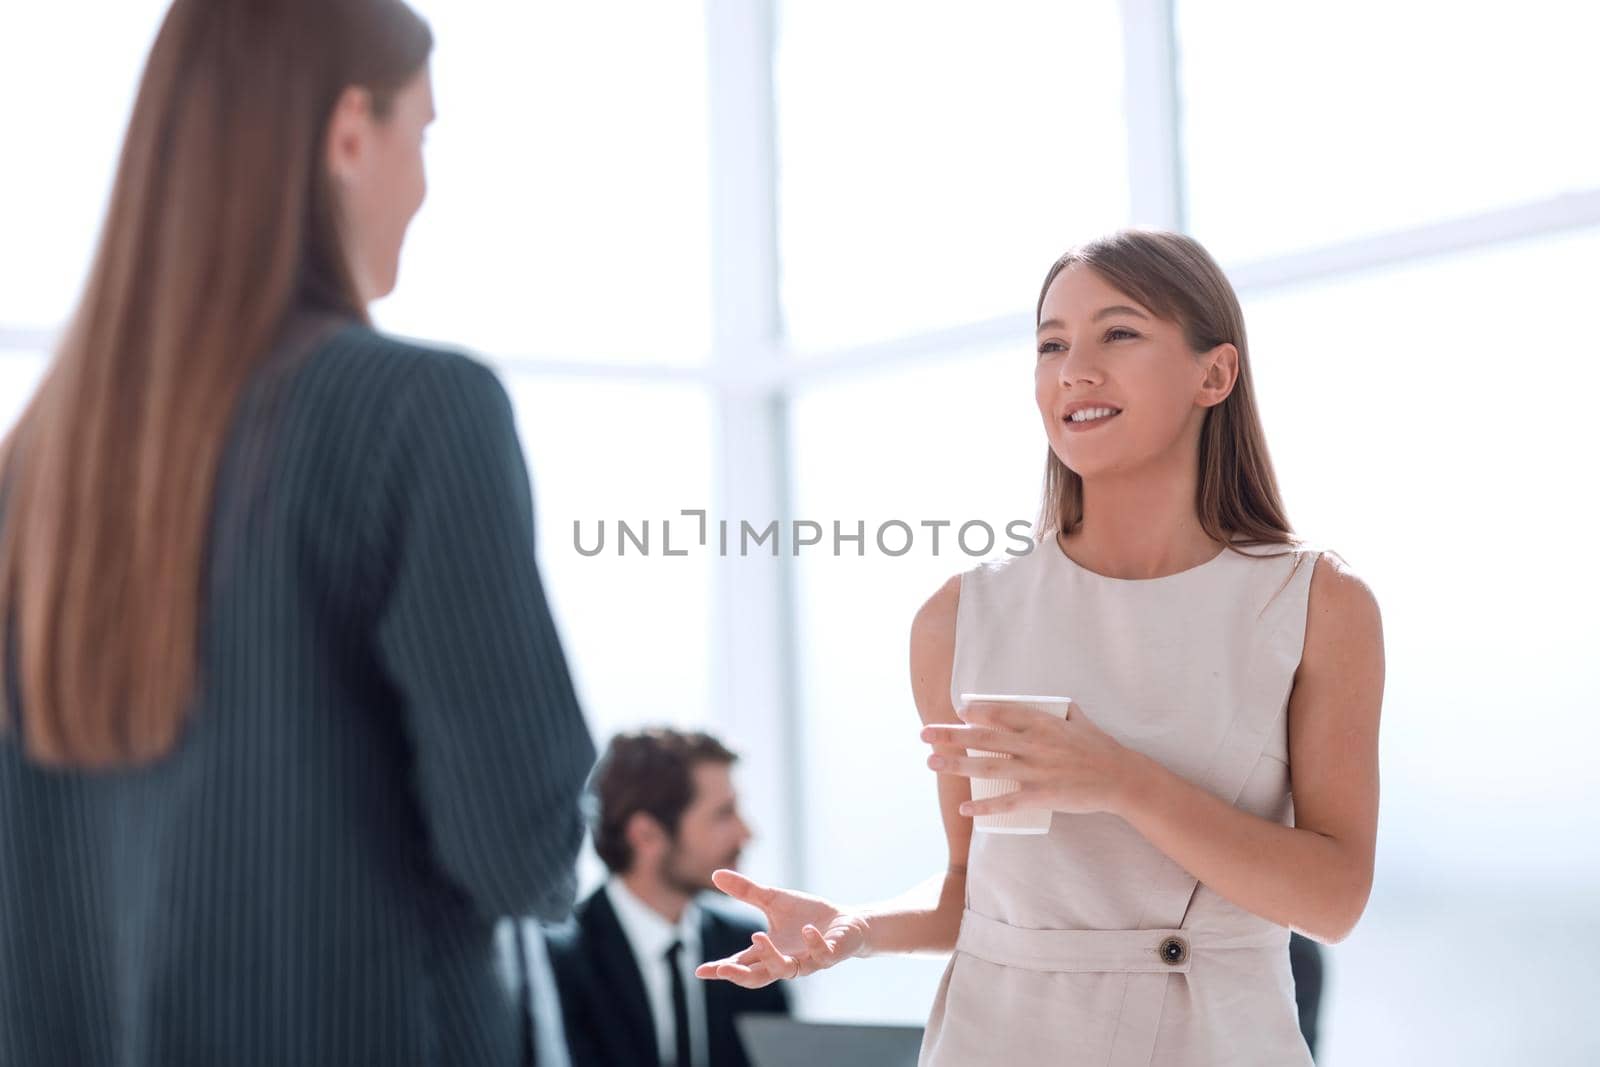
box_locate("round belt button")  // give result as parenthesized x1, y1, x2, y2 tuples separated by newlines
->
(1159, 936, 1188, 966)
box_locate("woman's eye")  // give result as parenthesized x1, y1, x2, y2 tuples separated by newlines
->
(1038, 330, 1136, 357)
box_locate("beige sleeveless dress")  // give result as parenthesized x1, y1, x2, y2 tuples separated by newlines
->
(920, 534, 1322, 1066)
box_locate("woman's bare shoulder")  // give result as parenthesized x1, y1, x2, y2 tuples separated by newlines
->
(913, 573, 962, 633)
(1308, 550, 1381, 624)
(1299, 548, 1384, 690)
(908, 574, 963, 725)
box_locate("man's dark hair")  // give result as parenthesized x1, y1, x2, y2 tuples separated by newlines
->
(589, 727, 738, 874)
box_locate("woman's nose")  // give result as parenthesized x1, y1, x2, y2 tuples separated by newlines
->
(1059, 351, 1100, 387)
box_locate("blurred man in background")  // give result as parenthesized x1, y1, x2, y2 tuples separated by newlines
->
(545, 729, 790, 1067)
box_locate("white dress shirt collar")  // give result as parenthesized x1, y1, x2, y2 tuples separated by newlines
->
(606, 875, 701, 961)
(604, 876, 709, 1067)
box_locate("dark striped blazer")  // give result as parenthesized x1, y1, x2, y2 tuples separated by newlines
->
(0, 314, 598, 1066)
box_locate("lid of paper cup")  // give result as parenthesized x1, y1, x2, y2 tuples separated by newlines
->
(958, 693, 1073, 705)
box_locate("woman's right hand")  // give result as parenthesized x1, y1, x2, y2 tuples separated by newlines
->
(694, 868, 869, 988)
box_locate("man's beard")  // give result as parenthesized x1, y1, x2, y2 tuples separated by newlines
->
(661, 843, 741, 898)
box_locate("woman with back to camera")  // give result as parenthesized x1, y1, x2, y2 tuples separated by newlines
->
(697, 229, 1384, 1065)
(0, 2, 596, 1064)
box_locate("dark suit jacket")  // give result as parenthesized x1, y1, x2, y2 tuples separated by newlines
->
(546, 886, 790, 1067)
(0, 317, 597, 1066)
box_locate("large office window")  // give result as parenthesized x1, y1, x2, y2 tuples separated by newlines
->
(502, 378, 716, 743)
(373, 0, 714, 364)
(0, 3, 170, 328)
(774, 0, 1129, 352)
(0, 356, 47, 437)
(1176, 0, 1600, 263)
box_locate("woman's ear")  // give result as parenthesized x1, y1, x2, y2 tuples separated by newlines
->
(324, 85, 375, 186)
(1197, 342, 1239, 406)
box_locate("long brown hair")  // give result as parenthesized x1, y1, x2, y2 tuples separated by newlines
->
(0, 0, 432, 768)
(1033, 228, 1302, 556)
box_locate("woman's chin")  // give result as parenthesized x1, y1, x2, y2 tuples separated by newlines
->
(1051, 443, 1105, 477)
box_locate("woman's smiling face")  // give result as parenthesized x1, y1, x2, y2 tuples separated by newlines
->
(1034, 264, 1234, 479)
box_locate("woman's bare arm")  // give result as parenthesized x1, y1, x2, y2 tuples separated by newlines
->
(853, 574, 973, 957)
(695, 573, 974, 985)
(1112, 552, 1384, 943)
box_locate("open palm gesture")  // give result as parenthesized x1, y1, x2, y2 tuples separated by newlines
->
(694, 869, 867, 988)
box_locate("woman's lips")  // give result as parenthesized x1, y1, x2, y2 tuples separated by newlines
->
(1063, 410, 1121, 433)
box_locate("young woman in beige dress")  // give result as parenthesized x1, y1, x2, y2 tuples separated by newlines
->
(696, 228, 1384, 1066)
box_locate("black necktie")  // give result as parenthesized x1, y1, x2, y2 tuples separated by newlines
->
(665, 939, 692, 1067)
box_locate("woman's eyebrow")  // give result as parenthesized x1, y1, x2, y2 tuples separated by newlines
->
(1037, 305, 1151, 333)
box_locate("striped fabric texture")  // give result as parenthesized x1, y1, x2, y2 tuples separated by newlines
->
(1, 317, 598, 1066)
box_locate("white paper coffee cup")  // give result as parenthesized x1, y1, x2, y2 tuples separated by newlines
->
(957, 693, 1073, 835)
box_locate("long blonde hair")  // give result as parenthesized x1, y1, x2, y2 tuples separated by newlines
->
(1034, 228, 1303, 557)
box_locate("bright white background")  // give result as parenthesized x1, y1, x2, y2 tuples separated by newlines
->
(3, 2, 1598, 1064)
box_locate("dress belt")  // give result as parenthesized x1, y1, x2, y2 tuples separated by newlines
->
(954, 907, 1288, 975)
